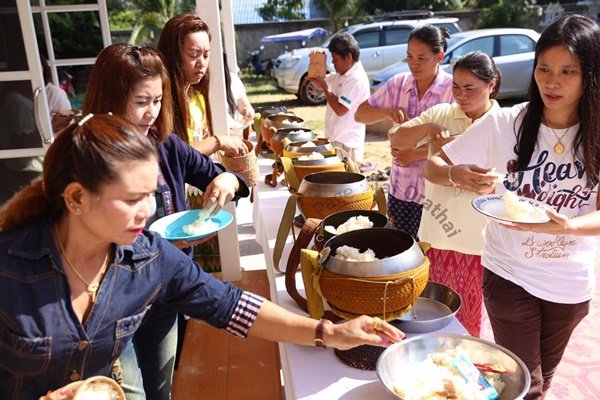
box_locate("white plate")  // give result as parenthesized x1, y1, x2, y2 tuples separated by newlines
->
(472, 194, 551, 224)
(148, 209, 233, 241)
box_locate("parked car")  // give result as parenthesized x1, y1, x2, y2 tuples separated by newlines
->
(271, 14, 461, 105)
(370, 28, 541, 100)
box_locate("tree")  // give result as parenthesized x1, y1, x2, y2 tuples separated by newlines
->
(127, 0, 195, 45)
(314, 0, 367, 32)
(257, 0, 305, 21)
(476, 0, 540, 29)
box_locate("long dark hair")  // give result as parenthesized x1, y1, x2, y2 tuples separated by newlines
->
(516, 14, 600, 187)
(0, 114, 157, 230)
(83, 43, 173, 143)
(158, 13, 212, 143)
(453, 51, 502, 99)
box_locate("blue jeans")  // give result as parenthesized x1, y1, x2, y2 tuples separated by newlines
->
(120, 304, 179, 400)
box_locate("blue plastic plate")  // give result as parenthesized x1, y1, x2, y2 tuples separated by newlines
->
(148, 209, 233, 241)
(472, 194, 551, 224)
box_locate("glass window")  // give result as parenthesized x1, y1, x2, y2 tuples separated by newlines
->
(48, 11, 104, 59)
(0, 8, 28, 72)
(433, 23, 461, 34)
(0, 80, 40, 151)
(354, 31, 380, 49)
(57, 65, 92, 110)
(384, 28, 411, 46)
(44, 0, 97, 4)
(449, 37, 495, 60)
(499, 35, 535, 56)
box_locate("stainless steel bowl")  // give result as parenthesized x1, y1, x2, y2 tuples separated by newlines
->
(320, 228, 425, 276)
(377, 334, 531, 400)
(293, 154, 342, 166)
(284, 138, 334, 156)
(393, 281, 462, 333)
(298, 171, 370, 198)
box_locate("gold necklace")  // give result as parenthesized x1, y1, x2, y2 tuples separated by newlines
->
(53, 225, 111, 302)
(544, 119, 571, 154)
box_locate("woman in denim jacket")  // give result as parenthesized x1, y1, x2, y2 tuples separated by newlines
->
(0, 114, 404, 399)
(82, 43, 250, 399)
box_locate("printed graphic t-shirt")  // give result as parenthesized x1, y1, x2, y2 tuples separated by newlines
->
(443, 103, 598, 304)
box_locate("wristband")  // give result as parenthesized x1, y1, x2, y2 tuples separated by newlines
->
(314, 319, 332, 349)
(214, 135, 221, 151)
(448, 165, 457, 187)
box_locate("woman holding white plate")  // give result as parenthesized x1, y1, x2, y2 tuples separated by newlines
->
(423, 15, 600, 400)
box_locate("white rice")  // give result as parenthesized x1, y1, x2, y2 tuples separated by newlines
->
(281, 119, 302, 125)
(298, 152, 325, 161)
(503, 191, 545, 222)
(183, 218, 219, 236)
(334, 245, 378, 262)
(391, 347, 505, 400)
(300, 141, 317, 147)
(326, 215, 373, 235)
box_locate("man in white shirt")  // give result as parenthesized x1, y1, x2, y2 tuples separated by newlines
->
(310, 33, 369, 162)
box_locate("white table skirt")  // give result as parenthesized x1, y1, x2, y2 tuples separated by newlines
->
(252, 157, 468, 400)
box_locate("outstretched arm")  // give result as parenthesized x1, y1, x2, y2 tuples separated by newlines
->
(249, 300, 404, 350)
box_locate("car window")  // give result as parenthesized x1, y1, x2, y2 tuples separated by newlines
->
(499, 35, 535, 56)
(433, 22, 461, 34)
(354, 30, 380, 49)
(445, 36, 495, 62)
(384, 27, 412, 46)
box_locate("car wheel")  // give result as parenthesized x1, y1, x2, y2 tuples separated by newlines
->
(298, 77, 326, 106)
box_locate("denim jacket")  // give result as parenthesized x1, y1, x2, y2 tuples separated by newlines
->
(0, 218, 261, 399)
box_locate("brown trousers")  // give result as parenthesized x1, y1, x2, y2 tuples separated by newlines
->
(482, 268, 590, 400)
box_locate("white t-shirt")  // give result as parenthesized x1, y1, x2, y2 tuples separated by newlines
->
(402, 101, 500, 255)
(444, 103, 598, 304)
(45, 83, 71, 113)
(324, 61, 369, 149)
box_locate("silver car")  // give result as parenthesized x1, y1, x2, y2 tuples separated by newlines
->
(370, 28, 541, 99)
(271, 16, 461, 106)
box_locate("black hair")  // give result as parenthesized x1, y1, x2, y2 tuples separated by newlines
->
(516, 14, 600, 187)
(408, 24, 451, 54)
(453, 51, 502, 99)
(328, 32, 360, 61)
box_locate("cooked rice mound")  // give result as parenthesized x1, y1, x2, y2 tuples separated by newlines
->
(334, 245, 378, 262)
(392, 347, 505, 400)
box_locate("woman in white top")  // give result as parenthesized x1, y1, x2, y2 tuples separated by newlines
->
(423, 15, 600, 400)
(389, 52, 501, 337)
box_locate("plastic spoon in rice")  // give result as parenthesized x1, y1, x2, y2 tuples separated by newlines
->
(198, 200, 218, 222)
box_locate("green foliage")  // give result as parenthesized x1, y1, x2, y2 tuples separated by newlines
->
(257, 0, 306, 21)
(109, 10, 137, 31)
(477, 0, 540, 29)
(315, 0, 367, 31)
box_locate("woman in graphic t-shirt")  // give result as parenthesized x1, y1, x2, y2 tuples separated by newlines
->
(423, 15, 600, 400)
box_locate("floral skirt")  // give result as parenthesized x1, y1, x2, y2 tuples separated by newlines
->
(426, 247, 483, 337)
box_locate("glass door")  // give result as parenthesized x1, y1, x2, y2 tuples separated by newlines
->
(0, 0, 109, 205)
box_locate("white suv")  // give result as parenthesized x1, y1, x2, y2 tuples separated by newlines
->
(271, 14, 461, 105)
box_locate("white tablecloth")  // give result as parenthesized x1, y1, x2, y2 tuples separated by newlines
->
(252, 157, 467, 400)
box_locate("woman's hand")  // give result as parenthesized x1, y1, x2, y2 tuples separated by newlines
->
(218, 136, 248, 157)
(202, 172, 239, 214)
(327, 315, 405, 351)
(450, 164, 499, 194)
(502, 208, 573, 234)
(387, 107, 408, 124)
